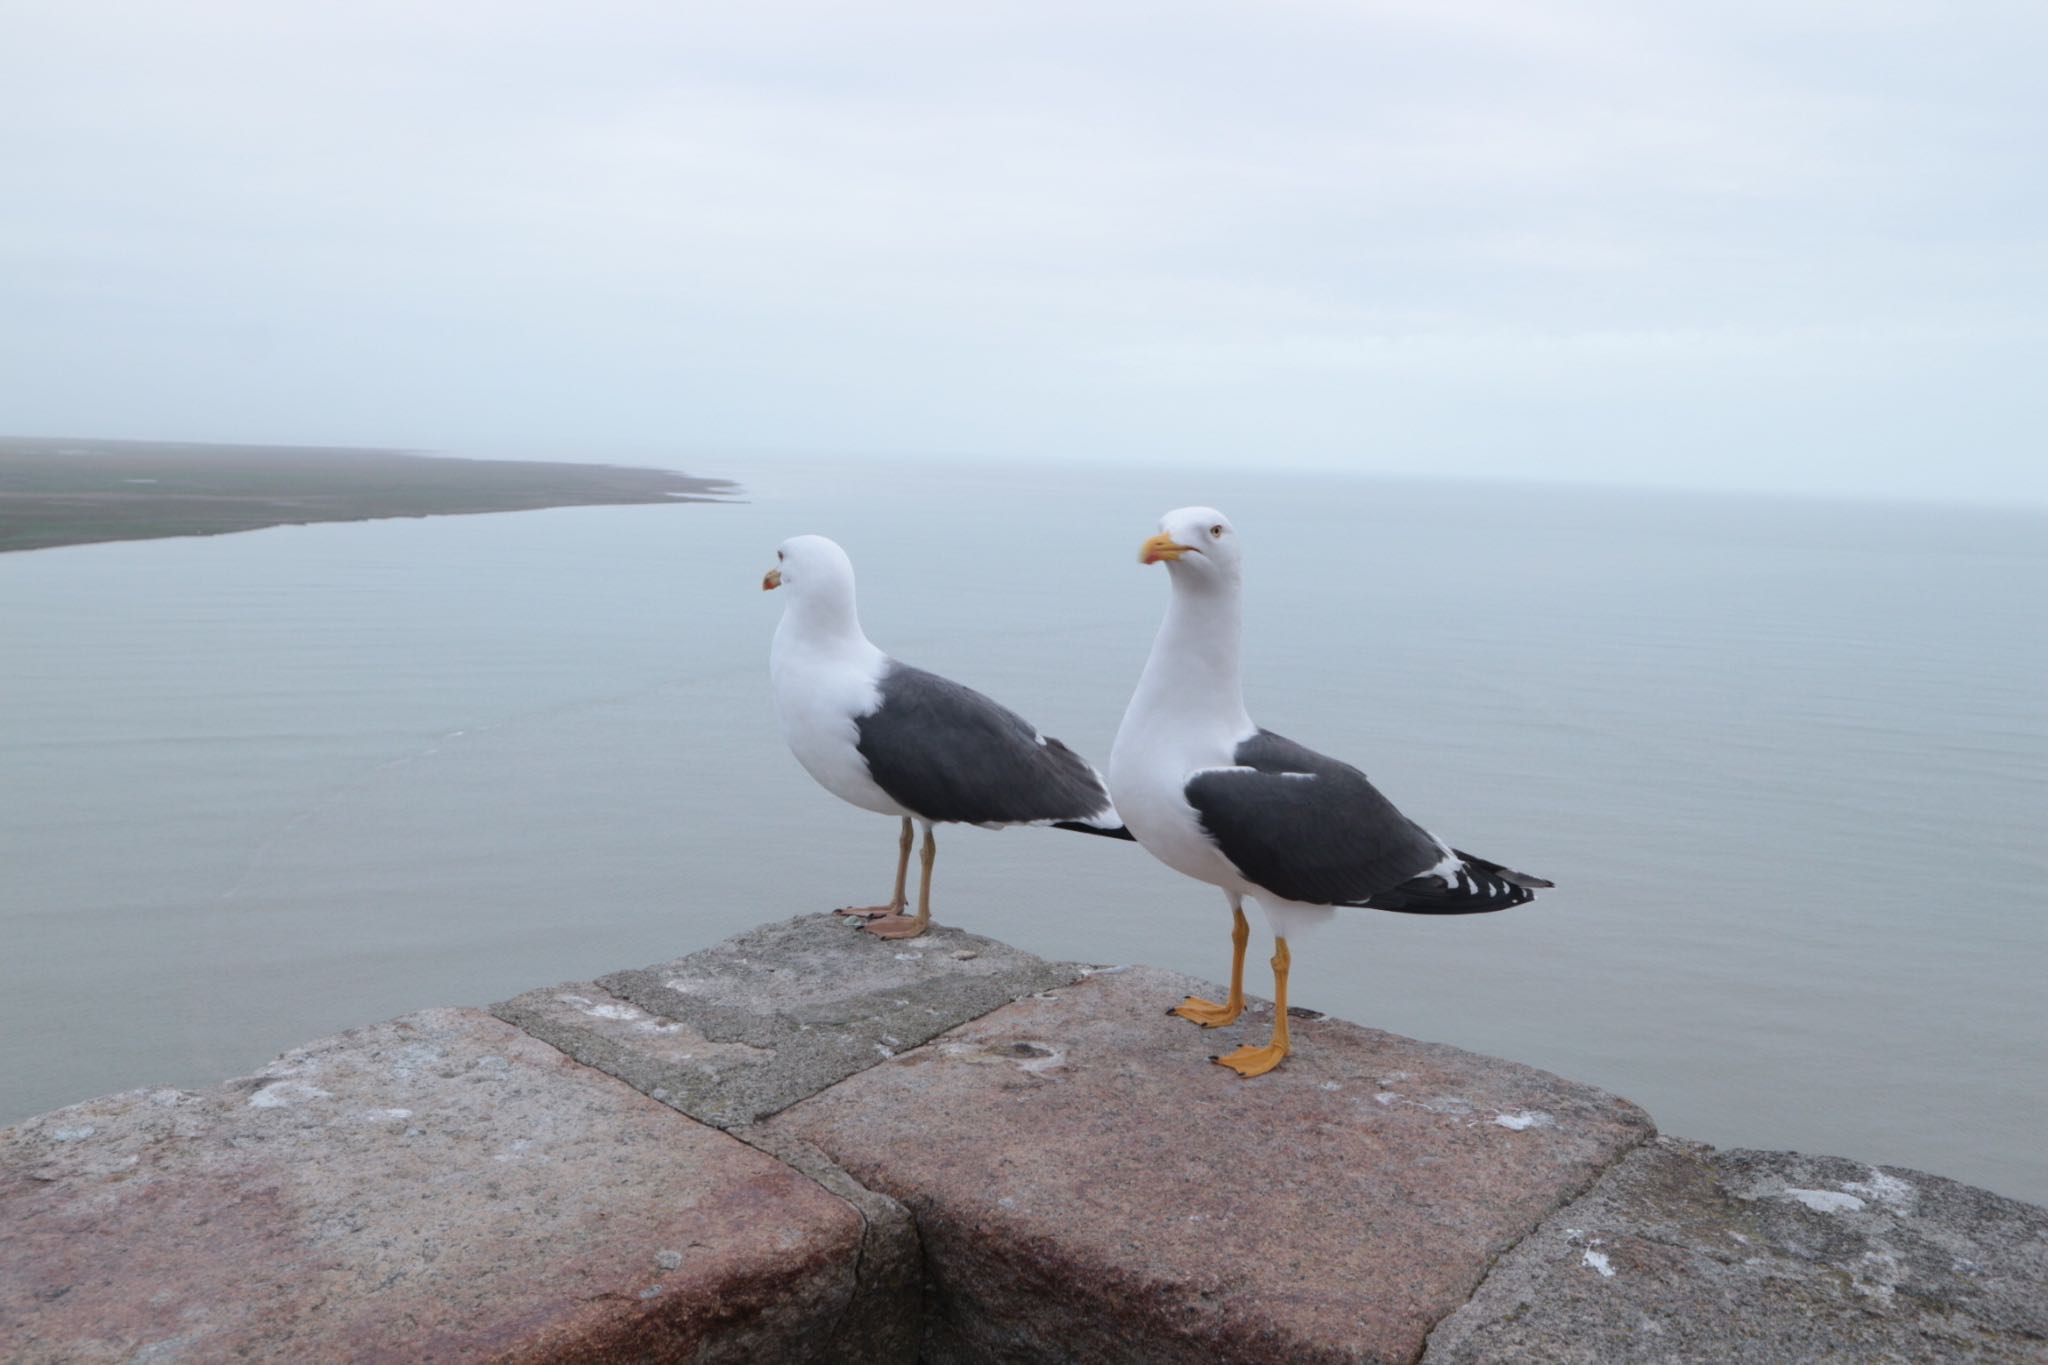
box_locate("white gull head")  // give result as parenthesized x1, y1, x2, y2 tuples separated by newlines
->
(765, 533, 856, 597)
(764, 534, 870, 645)
(1139, 506, 1244, 593)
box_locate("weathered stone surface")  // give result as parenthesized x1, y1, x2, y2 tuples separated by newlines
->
(769, 965, 1656, 1365)
(18, 913, 2046, 1365)
(495, 912, 1081, 1128)
(0, 1008, 913, 1364)
(731, 1123, 926, 1365)
(1423, 1136, 2048, 1364)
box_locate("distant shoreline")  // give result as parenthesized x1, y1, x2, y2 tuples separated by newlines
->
(0, 437, 737, 553)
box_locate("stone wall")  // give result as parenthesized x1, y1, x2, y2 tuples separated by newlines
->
(5, 915, 2044, 1363)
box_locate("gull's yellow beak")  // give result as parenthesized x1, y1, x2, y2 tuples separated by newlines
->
(762, 567, 782, 591)
(1139, 532, 1191, 565)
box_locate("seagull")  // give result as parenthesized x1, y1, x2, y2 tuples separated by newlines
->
(1107, 507, 1551, 1076)
(764, 534, 1128, 939)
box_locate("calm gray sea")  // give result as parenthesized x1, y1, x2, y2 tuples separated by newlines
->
(3, 456, 2043, 1203)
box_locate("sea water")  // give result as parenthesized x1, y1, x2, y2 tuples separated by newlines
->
(2, 455, 2043, 1203)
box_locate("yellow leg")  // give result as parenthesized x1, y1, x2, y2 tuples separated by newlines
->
(1213, 938, 1292, 1077)
(865, 825, 935, 940)
(837, 818, 913, 919)
(1170, 901, 1249, 1027)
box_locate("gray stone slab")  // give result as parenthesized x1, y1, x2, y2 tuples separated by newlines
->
(494, 912, 1082, 1128)
(770, 965, 1657, 1365)
(0, 1008, 914, 1364)
(1423, 1135, 2048, 1364)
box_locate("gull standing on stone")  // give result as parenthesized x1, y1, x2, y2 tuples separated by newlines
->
(765, 534, 1128, 940)
(1107, 507, 1551, 1075)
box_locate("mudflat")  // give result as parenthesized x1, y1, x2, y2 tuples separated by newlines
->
(0, 436, 734, 553)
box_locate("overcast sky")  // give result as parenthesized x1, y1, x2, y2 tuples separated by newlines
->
(3, 2, 2043, 502)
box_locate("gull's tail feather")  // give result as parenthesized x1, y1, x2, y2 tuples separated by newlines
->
(1356, 850, 1549, 915)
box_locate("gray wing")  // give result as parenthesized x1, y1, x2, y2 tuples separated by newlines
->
(1185, 730, 1445, 906)
(854, 663, 1116, 827)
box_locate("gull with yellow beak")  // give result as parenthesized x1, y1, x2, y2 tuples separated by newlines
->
(765, 534, 1129, 939)
(1108, 508, 1551, 1075)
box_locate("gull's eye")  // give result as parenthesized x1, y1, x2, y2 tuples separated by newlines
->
(1209, 524, 1224, 538)
(777, 550, 784, 560)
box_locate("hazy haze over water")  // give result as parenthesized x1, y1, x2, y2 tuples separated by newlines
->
(5, 2, 2045, 503)
(3, 457, 2044, 1204)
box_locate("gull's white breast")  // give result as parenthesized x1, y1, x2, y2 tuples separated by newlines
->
(1108, 717, 1251, 894)
(770, 624, 908, 817)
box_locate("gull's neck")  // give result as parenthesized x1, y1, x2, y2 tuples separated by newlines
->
(1120, 569, 1253, 748)
(775, 573, 882, 667)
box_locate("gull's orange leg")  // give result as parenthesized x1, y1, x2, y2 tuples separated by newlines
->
(837, 818, 913, 919)
(1213, 937, 1292, 1077)
(1170, 898, 1249, 1027)
(865, 824, 935, 939)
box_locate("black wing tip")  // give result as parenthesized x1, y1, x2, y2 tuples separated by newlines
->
(1451, 849, 1554, 890)
(1354, 889, 1539, 916)
(1051, 820, 1138, 841)
(1353, 853, 1554, 915)
(1356, 895, 1537, 915)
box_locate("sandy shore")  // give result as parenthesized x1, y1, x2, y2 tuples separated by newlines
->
(0, 437, 735, 553)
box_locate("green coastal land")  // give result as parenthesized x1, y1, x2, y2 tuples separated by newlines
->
(0, 437, 735, 553)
